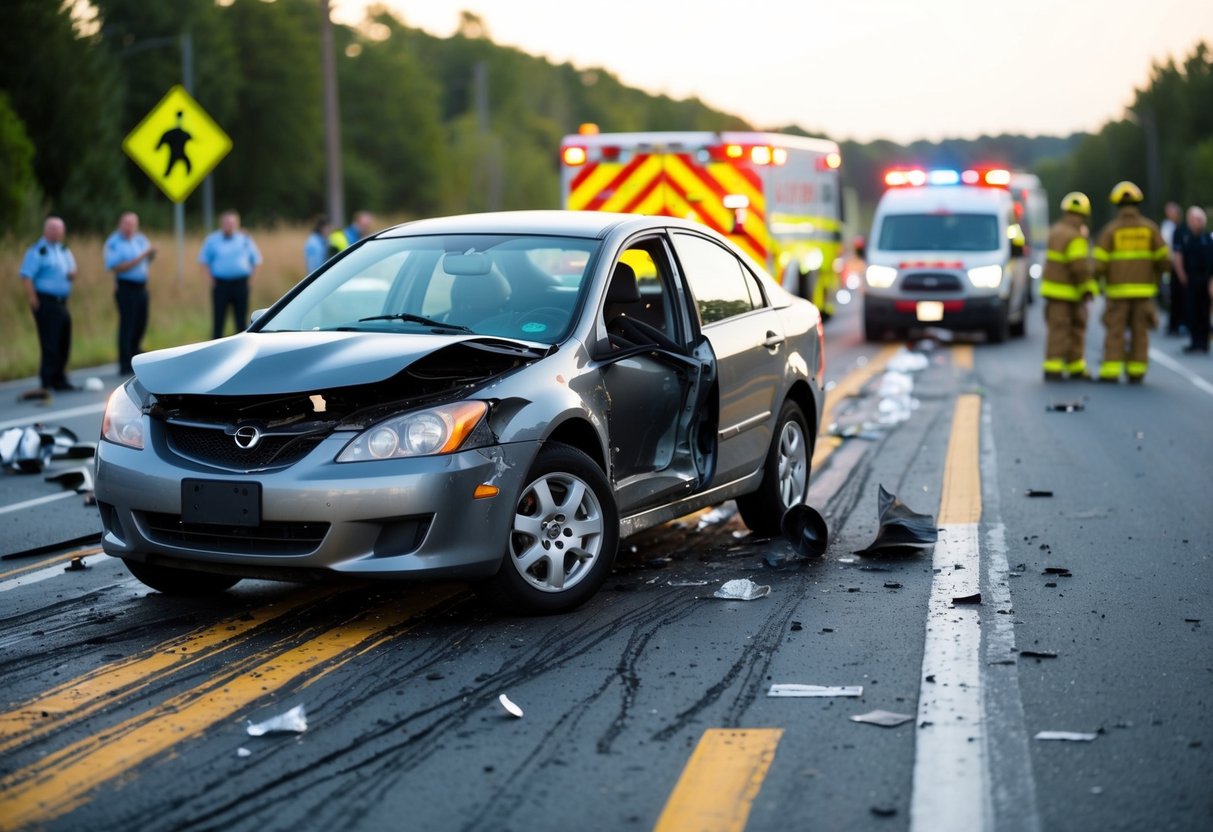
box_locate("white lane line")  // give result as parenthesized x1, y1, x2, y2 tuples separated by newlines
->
(0, 401, 107, 431)
(0, 491, 76, 516)
(980, 404, 1041, 832)
(0, 554, 115, 593)
(910, 522, 987, 831)
(1149, 348, 1213, 397)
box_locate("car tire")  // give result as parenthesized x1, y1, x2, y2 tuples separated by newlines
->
(987, 303, 1010, 343)
(737, 400, 812, 537)
(1009, 313, 1026, 338)
(863, 312, 883, 343)
(480, 442, 619, 615)
(124, 559, 241, 596)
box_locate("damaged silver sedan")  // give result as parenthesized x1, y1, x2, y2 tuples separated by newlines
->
(95, 211, 824, 613)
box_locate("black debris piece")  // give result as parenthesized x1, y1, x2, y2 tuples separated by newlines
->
(1045, 582, 1058, 588)
(925, 674, 936, 683)
(1019, 650, 1058, 659)
(1025, 489, 1054, 498)
(1046, 401, 1085, 413)
(64, 556, 88, 572)
(953, 593, 982, 605)
(1043, 566, 1072, 575)
(821, 627, 834, 633)
(425, 672, 444, 681)
(790, 621, 803, 631)
(884, 581, 903, 589)
(781, 504, 829, 558)
(854, 485, 938, 555)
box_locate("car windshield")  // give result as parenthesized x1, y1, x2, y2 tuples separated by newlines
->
(877, 213, 1001, 252)
(259, 234, 599, 344)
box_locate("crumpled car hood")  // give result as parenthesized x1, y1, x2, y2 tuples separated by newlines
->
(132, 331, 480, 396)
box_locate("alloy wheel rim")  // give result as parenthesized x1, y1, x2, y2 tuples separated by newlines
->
(776, 420, 808, 508)
(509, 472, 603, 593)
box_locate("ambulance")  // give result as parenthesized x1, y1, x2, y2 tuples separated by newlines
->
(560, 128, 844, 317)
(860, 167, 1031, 343)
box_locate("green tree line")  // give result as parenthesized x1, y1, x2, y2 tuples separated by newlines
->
(0, 1, 1207, 236)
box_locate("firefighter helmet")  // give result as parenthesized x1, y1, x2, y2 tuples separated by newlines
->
(1060, 191, 1091, 216)
(1109, 181, 1144, 205)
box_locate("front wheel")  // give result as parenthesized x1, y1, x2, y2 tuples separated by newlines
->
(124, 559, 241, 596)
(987, 303, 1010, 343)
(737, 400, 812, 536)
(480, 442, 619, 615)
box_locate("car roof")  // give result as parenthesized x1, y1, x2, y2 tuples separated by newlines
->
(376, 210, 706, 240)
(877, 186, 1011, 214)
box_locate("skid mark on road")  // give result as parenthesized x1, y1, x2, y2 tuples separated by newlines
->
(0, 586, 333, 755)
(0, 588, 459, 829)
(653, 729, 783, 832)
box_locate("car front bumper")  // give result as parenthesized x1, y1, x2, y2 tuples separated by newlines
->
(863, 294, 1005, 332)
(95, 433, 538, 581)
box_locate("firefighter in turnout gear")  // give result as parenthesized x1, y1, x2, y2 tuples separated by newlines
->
(1042, 192, 1097, 380)
(1094, 181, 1170, 383)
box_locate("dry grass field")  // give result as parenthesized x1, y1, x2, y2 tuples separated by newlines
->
(1, 223, 342, 383)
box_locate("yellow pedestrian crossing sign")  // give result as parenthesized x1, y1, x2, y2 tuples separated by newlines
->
(122, 85, 231, 203)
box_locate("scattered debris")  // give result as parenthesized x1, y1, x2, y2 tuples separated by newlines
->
(1043, 567, 1073, 577)
(1, 532, 102, 560)
(883, 581, 903, 589)
(1, 424, 96, 475)
(64, 556, 88, 572)
(821, 627, 835, 633)
(768, 684, 863, 698)
(855, 485, 938, 555)
(850, 710, 914, 728)
(1025, 489, 1054, 498)
(498, 693, 524, 718)
(246, 704, 308, 736)
(790, 621, 803, 631)
(1019, 650, 1058, 660)
(1046, 401, 1085, 413)
(875, 370, 919, 425)
(952, 593, 982, 605)
(45, 466, 94, 493)
(1184, 618, 1202, 624)
(781, 504, 829, 558)
(668, 579, 711, 588)
(1034, 731, 1097, 742)
(870, 805, 899, 818)
(236, 747, 252, 758)
(711, 578, 771, 601)
(83, 376, 105, 392)
(1044, 582, 1057, 588)
(696, 502, 738, 530)
(886, 347, 930, 374)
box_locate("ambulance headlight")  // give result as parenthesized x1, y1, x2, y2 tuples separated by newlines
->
(102, 384, 144, 450)
(967, 264, 1003, 288)
(865, 265, 897, 288)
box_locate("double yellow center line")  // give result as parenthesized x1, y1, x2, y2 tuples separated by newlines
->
(0, 586, 460, 829)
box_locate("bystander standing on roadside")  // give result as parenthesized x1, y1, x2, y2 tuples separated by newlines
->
(305, 214, 330, 273)
(105, 211, 156, 376)
(1160, 201, 1187, 337)
(1176, 206, 1213, 355)
(19, 216, 78, 392)
(327, 210, 374, 256)
(198, 209, 261, 339)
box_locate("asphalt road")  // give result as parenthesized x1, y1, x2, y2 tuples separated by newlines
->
(0, 294, 1210, 831)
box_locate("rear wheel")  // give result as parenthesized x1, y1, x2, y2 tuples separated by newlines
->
(124, 559, 241, 596)
(987, 303, 1010, 343)
(863, 311, 883, 343)
(737, 400, 812, 536)
(480, 443, 618, 615)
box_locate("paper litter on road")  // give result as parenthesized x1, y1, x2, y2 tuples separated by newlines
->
(849, 709, 914, 727)
(498, 693, 524, 718)
(885, 347, 930, 374)
(246, 703, 308, 736)
(236, 747, 252, 758)
(768, 684, 863, 698)
(1035, 731, 1097, 742)
(711, 578, 771, 601)
(668, 579, 712, 587)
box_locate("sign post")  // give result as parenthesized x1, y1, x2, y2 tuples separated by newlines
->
(122, 85, 232, 280)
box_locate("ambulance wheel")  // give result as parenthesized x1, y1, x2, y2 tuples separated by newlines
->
(1010, 312, 1026, 338)
(125, 559, 241, 596)
(987, 305, 1010, 343)
(863, 313, 883, 343)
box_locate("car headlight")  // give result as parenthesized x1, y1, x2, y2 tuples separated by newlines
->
(967, 264, 1003, 288)
(865, 265, 897, 288)
(337, 401, 488, 462)
(101, 384, 144, 449)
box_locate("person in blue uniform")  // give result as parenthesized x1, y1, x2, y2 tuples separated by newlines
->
(20, 216, 78, 391)
(304, 214, 329, 273)
(1176, 206, 1213, 354)
(198, 210, 262, 339)
(104, 211, 157, 375)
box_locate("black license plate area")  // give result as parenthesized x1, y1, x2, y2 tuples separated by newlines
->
(181, 479, 262, 527)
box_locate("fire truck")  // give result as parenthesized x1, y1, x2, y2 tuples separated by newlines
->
(560, 128, 844, 317)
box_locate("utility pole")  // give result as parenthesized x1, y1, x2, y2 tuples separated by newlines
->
(474, 61, 503, 211)
(176, 29, 193, 282)
(321, 0, 344, 227)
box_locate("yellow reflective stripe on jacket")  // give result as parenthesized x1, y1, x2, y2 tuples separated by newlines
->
(1152, 245, 1170, 259)
(1065, 237, 1089, 259)
(1046, 250, 1067, 263)
(1104, 282, 1157, 299)
(1079, 279, 1099, 297)
(1106, 249, 1160, 261)
(1093, 246, 1109, 262)
(1040, 280, 1082, 301)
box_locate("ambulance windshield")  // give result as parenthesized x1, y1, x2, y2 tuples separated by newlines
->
(877, 213, 1001, 252)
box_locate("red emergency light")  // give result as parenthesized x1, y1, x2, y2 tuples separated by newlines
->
(884, 167, 1011, 188)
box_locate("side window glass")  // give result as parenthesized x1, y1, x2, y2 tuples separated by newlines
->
(673, 233, 757, 324)
(604, 246, 673, 337)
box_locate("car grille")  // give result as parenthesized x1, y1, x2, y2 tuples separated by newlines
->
(140, 511, 329, 556)
(166, 423, 327, 472)
(901, 272, 962, 292)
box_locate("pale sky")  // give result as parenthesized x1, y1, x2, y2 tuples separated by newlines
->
(332, 0, 1213, 143)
